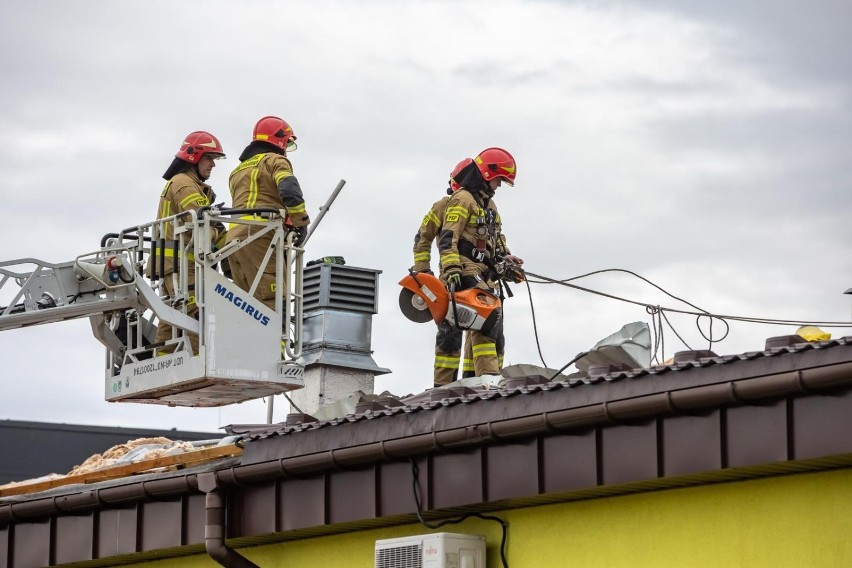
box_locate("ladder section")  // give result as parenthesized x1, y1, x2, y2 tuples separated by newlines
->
(0, 255, 138, 331)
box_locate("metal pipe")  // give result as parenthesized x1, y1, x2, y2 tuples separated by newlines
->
(198, 473, 261, 568)
(303, 179, 346, 246)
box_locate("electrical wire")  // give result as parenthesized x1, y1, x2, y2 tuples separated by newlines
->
(646, 306, 664, 365)
(520, 267, 851, 369)
(523, 277, 548, 367)
(525, 269, 852, 328)
(283, 392, 304, 414)
(548, 350, 590, 382)
(410, 458, 509, 568)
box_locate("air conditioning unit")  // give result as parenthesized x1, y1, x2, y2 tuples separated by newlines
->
(374, 532, 486, 568)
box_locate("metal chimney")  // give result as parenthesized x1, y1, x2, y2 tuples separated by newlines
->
(290, 262, 390, 416)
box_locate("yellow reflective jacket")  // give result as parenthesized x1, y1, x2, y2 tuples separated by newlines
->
(228, 152, 310, 238)
(438, 189, 510, 283)
(412, 195, 450, 272)
(148, 169, 219, 277)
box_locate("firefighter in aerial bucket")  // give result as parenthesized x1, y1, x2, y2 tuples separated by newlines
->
(411, 158, 475, 386)
(227, 116, 310, 310)
(437, 148, 525, 377)
(150, 131, 227, 355)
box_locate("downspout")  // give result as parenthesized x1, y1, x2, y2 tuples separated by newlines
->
(198, 472, 260, 568)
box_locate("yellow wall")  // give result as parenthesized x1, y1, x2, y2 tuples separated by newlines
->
(139, 467, 852, 567)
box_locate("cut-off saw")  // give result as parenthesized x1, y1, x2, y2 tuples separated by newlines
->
(398, 271, 501, 333)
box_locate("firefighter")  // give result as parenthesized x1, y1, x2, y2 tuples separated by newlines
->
(150, 131, 227, 354)
(227, 116, 310, 310)
(438, 148, 524, 377)
(412, 158, 474, 387)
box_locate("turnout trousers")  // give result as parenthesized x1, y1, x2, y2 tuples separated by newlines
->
(155, 272, 199, 355)
(227, 226, 281, 311)
(434, 321, 467, 386)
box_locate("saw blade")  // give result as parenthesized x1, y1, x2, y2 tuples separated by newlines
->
(399, 288, 433, 323)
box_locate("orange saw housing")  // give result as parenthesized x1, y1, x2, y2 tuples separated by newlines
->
(398, 272, 501, 332)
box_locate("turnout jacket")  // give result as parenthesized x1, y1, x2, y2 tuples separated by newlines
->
(438, 189, 511, 285)
(228, 152, 310, 239)
(412, 195, 451, 272)
(149, 169, 220, 277)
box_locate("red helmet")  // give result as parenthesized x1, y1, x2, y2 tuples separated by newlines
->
(449, 158, 473, 191)
(176, 131, 225, 163)
(253, 116, 298, 152)
(475, 147, 516, 186)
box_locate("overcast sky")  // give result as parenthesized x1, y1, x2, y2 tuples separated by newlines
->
(1, 1, 850, 435)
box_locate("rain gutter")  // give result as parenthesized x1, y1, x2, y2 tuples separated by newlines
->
(0, 473, 197, 526)
(212, 360, 852, 485)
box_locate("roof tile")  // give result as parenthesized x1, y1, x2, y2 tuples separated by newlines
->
(224, 337, 852, 441)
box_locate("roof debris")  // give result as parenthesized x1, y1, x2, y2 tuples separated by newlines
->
(0, 437, 240, 497)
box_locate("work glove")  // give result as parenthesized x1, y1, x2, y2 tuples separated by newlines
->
(444, 268, 462, 291)
(291, 226, 308, 247)
(212, 231, 228, 252)
(502, 263, 525, 283)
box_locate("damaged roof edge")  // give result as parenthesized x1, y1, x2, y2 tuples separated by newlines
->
(3, 357, 852, 527)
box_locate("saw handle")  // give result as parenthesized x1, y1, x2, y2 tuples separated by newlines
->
(449, 281, 469, 331)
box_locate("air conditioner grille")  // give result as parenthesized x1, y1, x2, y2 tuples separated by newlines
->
(375, 544, 421, 568)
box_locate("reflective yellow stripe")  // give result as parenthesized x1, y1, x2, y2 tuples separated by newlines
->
(232, 153, 264, 174)
(426, 210, 441, 226)
(228, 214, 270, 229)
(462, 358, 474, 371)
(179, 192, 209, 208)
(441, 253, 460, 264)
(414, 252, 430, 262)
(274, 171, 293, 185)
(248, 168, 260, 208)
(287, 203, 306, 214)
(498, 355, 504, 367)
(472, 343, 497, 357)
(434, 356, 460, 369)
(160, 200, 171, 219)
(446, 206, 469, 219)
(152, 247, 195, 261)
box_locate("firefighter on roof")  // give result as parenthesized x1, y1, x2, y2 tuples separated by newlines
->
(227, 116, 310, 309)
(412, 158, 475, 386)
(438, 147, 524, 376)
(150, 130, 227, 354)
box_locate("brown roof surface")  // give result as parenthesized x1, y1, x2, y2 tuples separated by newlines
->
(3, 334, 852, 567)
(228, 335, 852, 445)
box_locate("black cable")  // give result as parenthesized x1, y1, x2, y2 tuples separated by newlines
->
(523, 277, 548, 368)
(410, 458, 509, 568)
(660, 309, 692, 351)
(646, 306, 664, 365)
(526, 269, 719, 355)
(548, 350, 590, 382)
(284, 392, 304, 414)
(526, 269, 852, 328)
